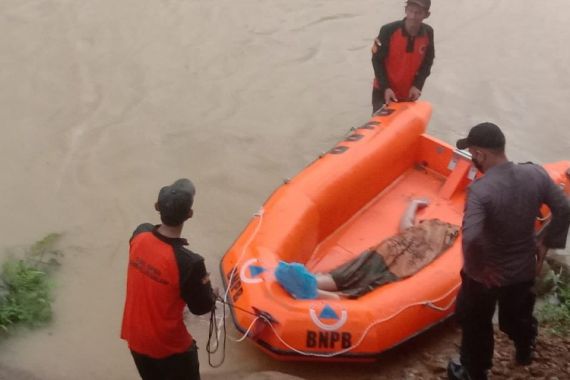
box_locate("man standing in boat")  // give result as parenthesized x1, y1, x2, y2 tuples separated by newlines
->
(121, 178, 217, 380)
(371, 0, 435, 113)
(448, 123, 570, 380)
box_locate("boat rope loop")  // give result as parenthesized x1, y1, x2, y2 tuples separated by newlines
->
(262, 282, 461, 358)
(214, 282, 461, 360)
(216, 206, 462, 360)
(210, 208, 265, 368)
(222, 208, 265, 305)
(207, 297, 265, 368)
(423, 296, 458, 312)
(206, 297, 226, 368)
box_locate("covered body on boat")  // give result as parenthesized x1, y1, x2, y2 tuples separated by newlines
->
(219, 102, 570, 361)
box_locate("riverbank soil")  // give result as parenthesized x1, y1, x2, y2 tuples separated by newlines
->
(368, 322, 570, 380)
(200, 318, 569, 380)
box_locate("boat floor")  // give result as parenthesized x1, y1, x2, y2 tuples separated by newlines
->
(306, 165, 465, 273)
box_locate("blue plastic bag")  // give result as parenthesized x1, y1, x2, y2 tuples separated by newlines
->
(274, 261, 317, 299)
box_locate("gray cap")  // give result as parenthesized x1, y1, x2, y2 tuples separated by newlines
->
(407, 0, 431, 10)
(157, 178, 196, 226)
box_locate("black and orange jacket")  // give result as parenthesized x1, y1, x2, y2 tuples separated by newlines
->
(121, 224, 215, 358)
(372, 19, 435, 100)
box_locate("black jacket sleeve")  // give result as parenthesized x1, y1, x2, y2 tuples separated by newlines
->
(175, 248, 216, 315)
(413, 25, 435, 90)
(371, 23, 396, 93)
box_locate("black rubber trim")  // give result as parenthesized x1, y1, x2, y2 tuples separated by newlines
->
(378, 108, 395, 116)
(357, 121, 380, 130)
(329, 145, 349, 154)
(329, 146, 349, 155)
(345, 134, 364, 142)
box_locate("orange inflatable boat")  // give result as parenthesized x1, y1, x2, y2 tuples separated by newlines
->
(219, 102, 570, 361)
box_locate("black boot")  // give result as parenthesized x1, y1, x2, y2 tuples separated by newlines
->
(447, 360, 488, 380)
(515, 346, 533, 366)
(515, 336, 536, 366)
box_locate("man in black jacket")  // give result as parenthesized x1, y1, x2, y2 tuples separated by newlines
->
(448, 123, 570, 380)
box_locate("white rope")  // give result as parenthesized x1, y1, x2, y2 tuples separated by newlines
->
(231, 316, 262, 343)
(209, 287, 458, 353)
(423, 295, 458, 312)
(250, 281, 461, 358)
(214, 304, 225, 350)
(217, 209, 265, 350)
(219, 205, 461, 358)
(222, 208, 265, 304)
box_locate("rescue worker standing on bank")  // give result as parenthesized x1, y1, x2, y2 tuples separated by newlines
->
(371, 0, 435, 113)
(121, 178, 216, 380)
(447, 123, 570, 380)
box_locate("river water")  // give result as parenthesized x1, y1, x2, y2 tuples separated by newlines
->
(1, 0, 569, 379)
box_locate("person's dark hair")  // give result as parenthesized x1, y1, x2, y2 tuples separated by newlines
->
(156, 179, 196, 226)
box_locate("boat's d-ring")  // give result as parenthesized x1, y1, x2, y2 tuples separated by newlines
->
(309, 305, 348, 331)
(240, 258, 265, 284)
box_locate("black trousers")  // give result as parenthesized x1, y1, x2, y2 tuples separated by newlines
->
(456, 272, 537, 376)
(131, 341, 200, 380)
(371, 87, 384, 113)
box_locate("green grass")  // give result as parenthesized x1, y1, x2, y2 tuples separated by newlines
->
(0, 233, 62, 334)
(537, 269, 570, 336)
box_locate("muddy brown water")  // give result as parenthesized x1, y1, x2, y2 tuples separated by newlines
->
(1, 0, 569, 379)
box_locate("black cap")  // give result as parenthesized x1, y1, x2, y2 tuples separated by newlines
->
(407, 0, 431, 10)
(157, 178, 196, 226)
(456, 122, 506, 150)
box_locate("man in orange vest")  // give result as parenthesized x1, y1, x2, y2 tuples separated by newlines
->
(371, 0, 435, 113)
(121, 178, 216, 380)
